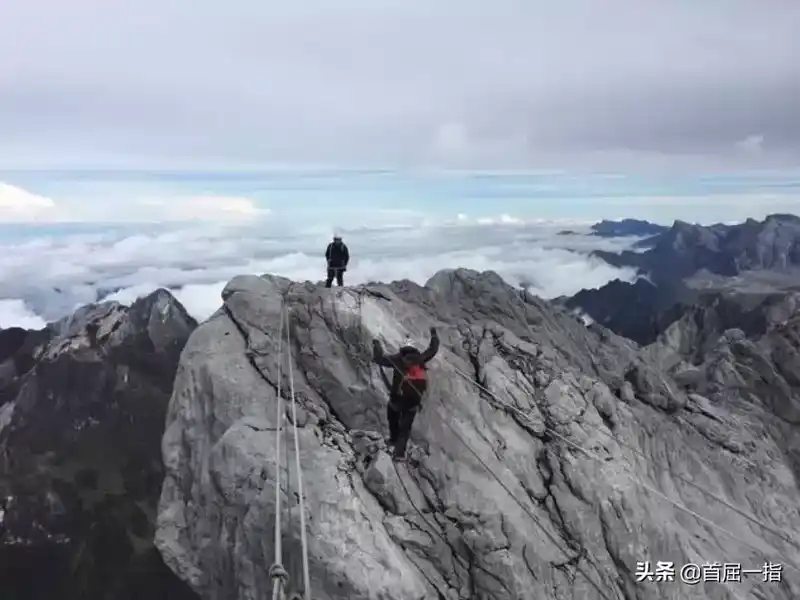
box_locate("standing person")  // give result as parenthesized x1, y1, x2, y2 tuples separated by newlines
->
(372, 327, 440, 462)
(325, 235, 349, 288)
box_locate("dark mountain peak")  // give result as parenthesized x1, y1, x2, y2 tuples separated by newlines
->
(564, 276, 671, 344)
(0, 289, 199, 600)
(590, 218, 668, 238)
(661, 219, 723, 247)
(670, 218, 693, 230)
(765, 213, 800, 225)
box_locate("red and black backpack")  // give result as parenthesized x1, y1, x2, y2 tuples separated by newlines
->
(398, 349, 428, 399)
(403, 363, 426, 382)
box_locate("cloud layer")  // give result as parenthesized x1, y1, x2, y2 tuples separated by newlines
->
(1, 0, 799, 169)
(0, 183, 268, 223)
(0, 218, 641, 328)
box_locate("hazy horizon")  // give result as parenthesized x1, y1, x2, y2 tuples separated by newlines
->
(1, 168, 797, 331)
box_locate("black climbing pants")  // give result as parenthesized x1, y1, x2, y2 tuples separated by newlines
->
(387, 391, 423, 458)
(325, 267, 344, 288)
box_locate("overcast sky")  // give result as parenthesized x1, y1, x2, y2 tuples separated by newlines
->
(2, 0, 799, 170)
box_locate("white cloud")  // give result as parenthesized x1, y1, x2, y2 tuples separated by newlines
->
(735, 134, 765, 156)
(0, 183, 58, 221)
(135, 195, 269, 222)
(476, 214, 524, 225)
(0, 183, 269, 223)
(0, 299, 48, 329)
(100, 280, 228, 321)
(0, 219, 640, 325)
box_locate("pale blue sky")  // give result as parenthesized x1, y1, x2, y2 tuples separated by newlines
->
(0, 169, 798, 228)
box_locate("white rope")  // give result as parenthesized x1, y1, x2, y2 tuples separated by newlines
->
(352, 287, 799, 589)
(271, 303, 287, 600)
(446, 363, 800, 577)
(283, 380, 295, 594)
(285, 303, 313, 600)
(508, 302, 800, 548)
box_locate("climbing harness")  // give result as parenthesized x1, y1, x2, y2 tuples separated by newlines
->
(270, 294, 313, 600)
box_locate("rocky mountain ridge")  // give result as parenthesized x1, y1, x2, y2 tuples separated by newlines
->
(0, 291, 199, 600)
(589, 218, 668, 239)
(569, 214, 800, 345)
(592, 214, 800, 283)
(155, 268, 800, 599)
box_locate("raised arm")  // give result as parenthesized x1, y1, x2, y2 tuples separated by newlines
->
(372, 339, 398, 368)
(420, 327, 440, 363)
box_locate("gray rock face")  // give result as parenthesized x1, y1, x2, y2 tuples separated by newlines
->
(157, 268, 800, 600)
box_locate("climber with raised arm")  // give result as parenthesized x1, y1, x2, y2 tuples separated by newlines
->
(372, 327, 439, 462)
(325, 235, 349, 288)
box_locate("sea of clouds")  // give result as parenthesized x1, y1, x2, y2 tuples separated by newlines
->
(0, 217, 643, 329)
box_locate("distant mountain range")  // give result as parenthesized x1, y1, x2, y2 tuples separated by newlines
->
(593, 213, 800, 282)
(566, 213, 800, 344)
(588, 218, 668, 239)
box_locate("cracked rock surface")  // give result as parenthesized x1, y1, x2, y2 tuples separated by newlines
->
(156, 268, 800, 599)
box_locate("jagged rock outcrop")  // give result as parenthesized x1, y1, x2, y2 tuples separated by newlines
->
(157, 268, 800, 599)
(593, 214, 800, 284)
(563, 278, 696, 345)
(643, 292, 800, 373)
(569, 214, 800, 345)
(0, 290, 199, 600)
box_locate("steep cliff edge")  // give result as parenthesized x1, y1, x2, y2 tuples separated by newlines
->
(156, 269, 800, 600)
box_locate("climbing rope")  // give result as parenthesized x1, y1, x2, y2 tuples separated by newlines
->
(271, 303, 287, 600)
(509, 300, 800, 550)
(344, 286, 799, 591)
(361, 325, 512, 595)
(285, 301, 313, 600)
(360, 313, 800, 596)
(269, 294, 313, 600)
(443, 364, 800, 578)
(364, 336, 617, 599)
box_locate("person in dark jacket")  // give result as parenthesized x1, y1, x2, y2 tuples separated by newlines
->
(325, 235, 349, 288)
(372, 327, 439, 462)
